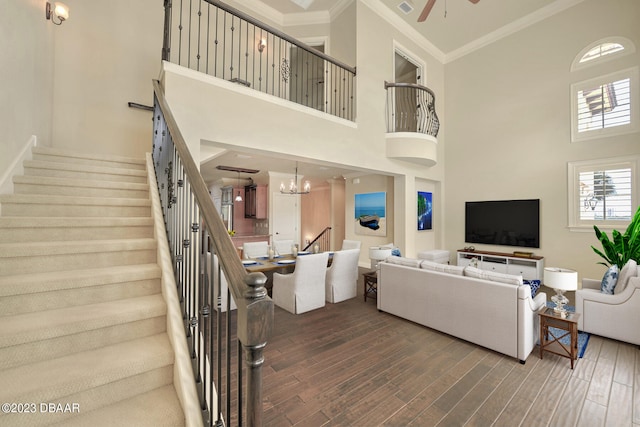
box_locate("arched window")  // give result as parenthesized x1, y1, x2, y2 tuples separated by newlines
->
(568, 37, 639, 231)
(571, 37, 634, 71)
(570, 38, 638, 142)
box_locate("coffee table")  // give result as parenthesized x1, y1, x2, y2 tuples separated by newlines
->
(538, 307, 581, 369)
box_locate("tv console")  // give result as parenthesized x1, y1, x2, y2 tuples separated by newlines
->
(457, 249, 544, 281)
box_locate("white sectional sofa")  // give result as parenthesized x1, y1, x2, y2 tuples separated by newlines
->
(377, 256, 547, 363)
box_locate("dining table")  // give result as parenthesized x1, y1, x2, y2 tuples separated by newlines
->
(241, 251, 334, 273)
(241, 251, 334, 295)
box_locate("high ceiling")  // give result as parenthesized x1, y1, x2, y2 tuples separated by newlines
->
(202, 0, 584, 187)
(253, 0, 581, 56)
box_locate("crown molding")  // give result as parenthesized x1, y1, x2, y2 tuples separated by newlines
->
(239, 0, 286, 26)
(237, 0, 353, 28)
(361, 0, 446, 63)
(445, 0, 586, 63)
(283, 10, 331, 26)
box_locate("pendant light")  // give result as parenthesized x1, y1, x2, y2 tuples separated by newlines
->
(279, 162, 310, 195)
(235, 172, 243, 202)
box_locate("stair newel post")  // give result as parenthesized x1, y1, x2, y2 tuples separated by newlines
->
(162, 0, 172, 61)
(240, 272, 272, 427)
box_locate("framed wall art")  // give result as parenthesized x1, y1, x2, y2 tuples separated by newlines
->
(354, 192, 386, 236)
(417, 191, 432, 231)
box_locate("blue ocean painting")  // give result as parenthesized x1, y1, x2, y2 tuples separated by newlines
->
(417, 191, 432, 230)
(354, 192, 386, 218)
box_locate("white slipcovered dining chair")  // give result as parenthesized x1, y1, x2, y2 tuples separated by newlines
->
(206, 253, 237, 312)
(272, 252, 330, 314)
(242, 241, 269, 259)
(341, 239, 361, 250)
(325, 249, 360, 303)
(273, 239, 294, 255)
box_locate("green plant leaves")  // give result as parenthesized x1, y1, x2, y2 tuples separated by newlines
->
(592, 205, 640, 269)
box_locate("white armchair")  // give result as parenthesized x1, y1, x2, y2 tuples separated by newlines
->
(242, 241, 269, 259)
(273, 239, 294, 255)
(206, 253, 237, 312)
(325, 249, 360, 303)
(576, 264, 640, 345)
(272, 252, 330, 314)
(341, 239, 361, 250)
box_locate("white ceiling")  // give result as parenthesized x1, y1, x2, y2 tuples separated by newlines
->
(200, 149, 369, 188)
(252, 0, 584, 57)
(201, 0, 585, 187)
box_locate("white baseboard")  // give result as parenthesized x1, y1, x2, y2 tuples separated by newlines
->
(0, 136, 37, 195)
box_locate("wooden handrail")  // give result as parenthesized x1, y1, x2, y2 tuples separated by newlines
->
(303, 226, 332, 252)
(152, 79, 272, 426)
(201, 0, 356, 74)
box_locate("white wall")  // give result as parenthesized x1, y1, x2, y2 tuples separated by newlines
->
(444, 0, 640, 280)
(51, 0, 164, 158)
(1, 0, 54, 176)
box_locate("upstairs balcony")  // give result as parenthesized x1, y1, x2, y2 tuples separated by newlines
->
(384, 82, 440, 166)
(162, 0, 356, 121)
(161, 0, 440, 167)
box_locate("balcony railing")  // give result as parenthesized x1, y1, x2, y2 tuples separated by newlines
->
(152, 79, 273, 426)
(384, 82, 440, 137)
(162, 0, 356, 121)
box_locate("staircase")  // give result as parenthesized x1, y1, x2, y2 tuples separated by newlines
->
(0, 147, 187, 426)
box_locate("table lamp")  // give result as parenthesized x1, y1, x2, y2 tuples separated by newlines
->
(544, 267, 578, 315)
(369, 246, 393, 270)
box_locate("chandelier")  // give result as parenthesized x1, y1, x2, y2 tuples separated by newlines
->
(280, 163, 310, 195)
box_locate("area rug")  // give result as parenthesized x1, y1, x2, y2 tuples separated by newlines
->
(544, 302, 590, 358)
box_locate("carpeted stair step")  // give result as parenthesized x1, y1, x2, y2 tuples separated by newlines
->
(48, 385, 185, 427)
(0, 216, 154, 243)
(0, 239, 157, 276)
(0, 194, 151, 217)
(13, 175, 150, 199)
(31, 146, 146, 171)
(0, 333, 175, 427)
(0, 294, 167, 370)
(23, 159, 147, 184)
(0, 264, 161, 316)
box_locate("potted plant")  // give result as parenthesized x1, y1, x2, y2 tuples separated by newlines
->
(592, 204, 640, 269)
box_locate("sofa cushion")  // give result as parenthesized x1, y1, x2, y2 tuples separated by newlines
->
(600, 265, 619, 294)
(464, 266, 523, 285)
(523, 279, 541, 298)
(420, 260, 465, 276)
(615, 259, 637, 295)
(384, 256, 421, 268)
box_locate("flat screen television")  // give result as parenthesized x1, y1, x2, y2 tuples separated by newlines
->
(465, 199, 540, 248)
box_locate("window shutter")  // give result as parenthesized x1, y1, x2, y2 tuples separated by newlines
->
(579, 167, 632, 221)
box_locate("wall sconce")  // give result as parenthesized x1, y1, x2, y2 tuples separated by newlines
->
(257, 39, 266, 53)
(46, 2, 70, 25)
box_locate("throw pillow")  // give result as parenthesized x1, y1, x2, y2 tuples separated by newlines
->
(600, 265, 619, 294)
(615, 259, 637, 295)
(523, 279, 541, 298)
(391, 248, 402, 257)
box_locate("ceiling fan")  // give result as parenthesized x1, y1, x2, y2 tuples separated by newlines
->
(418, 0, 480, 22)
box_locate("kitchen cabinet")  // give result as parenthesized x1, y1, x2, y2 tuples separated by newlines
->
(244, 185, 267, 219)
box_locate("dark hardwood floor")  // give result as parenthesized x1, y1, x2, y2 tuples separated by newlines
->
(261, 269, 639, 426)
